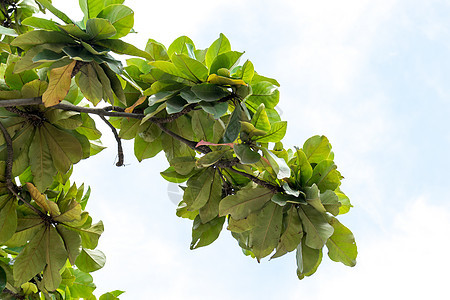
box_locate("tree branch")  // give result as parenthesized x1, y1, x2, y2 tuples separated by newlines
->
(99, 115, 124, 167)
(0, 97, 42, 107)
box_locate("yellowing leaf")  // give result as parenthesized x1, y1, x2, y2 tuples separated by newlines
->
(21, 282, 38, 295)
(207, 74, 247, 86)
(42, 60, 76, 107)
(26, 182, 61, 216)
(125, 96, 146, 113)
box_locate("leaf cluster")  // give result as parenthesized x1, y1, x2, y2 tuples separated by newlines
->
(0, 0, 358, 298)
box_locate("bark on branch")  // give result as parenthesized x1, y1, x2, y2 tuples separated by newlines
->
(99, 115, 124, 167)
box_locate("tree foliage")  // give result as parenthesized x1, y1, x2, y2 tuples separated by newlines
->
(0, 0, 357, 298)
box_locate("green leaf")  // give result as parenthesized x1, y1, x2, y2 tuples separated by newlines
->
(13, 44, 65, 73)
(38, 0, 74, 24)
(42, 60, 76, 107)
(191, 83, 229, 102)
(170, 156, 196, 175)
(76, 63, 103, 106)
(29, 127, 56, 192)
(148, 60, 192, 80)
(66, 221, 104, 249)
(58, 24, 91, 40)
(76, 248, 106, 272)
(223, 104, 242, 143)
(294, 148, 313, 186)
(183, 168, 217, 211)
(198, 169, 223, 223)
(22, 16, 60, 31)
(0, 195, 18, 243)
(303, 135, 332, 164)
(69, 269, 96, 298)
(209, 51, 244, 75)
(297, 205, 334, 249)
(96, 39, 152, 60)
(167, 36, 194, 58)
(296, 240, 323, 279)
(118, 117, 140, 139)
(176, 201, 198, 220)
(219, 187, 274, 220)
(336, 192, 352, 215)
(56, 224, 81, 265)
(271, 206, 303, 259)
(321, 190, 341, 216)
(85, 18, 117, 40)
(101, 63, 126, 104)
(97, 4, 134, 39)
(32, 49, 66, 63)
(261, 148, 291, 179)
(205, 33, 231, 68)
(234, 144, 260, 164)
(166, 95, 187, 114)
(251, 103, 271, 132)
(240, 121, 267, 139)
(306, 160, 342, 192)
(190, 216, 225, 249)
(196, 150, 228, 168)
(13, 226, 47, 286)
(134, 135, 162, 162)
(199, 101, 228, 119)
(161, 115, 195, 160)
(253, 121, 287, 143)
(0, 25, 17, 36)
(252, 73, 280, 86)
(43, 226, 68, 291)
(75, 113, 102, 140)
(227, 212, 257, 233)
(160, 166, 192, 183)
(240, 60, 255, 83)
(172, 53, 208, 82)
(11, 30, 74, 50)
(326, 217, 357, 267)
(43, 123, 83, 173)
(247, 81, 279, 109)
(145, 39, 168, 61)
(191, 110, 214, 141)
(250, 201, 283, 261)
(79, 0, 104, 19)
(21, 80, 48, 99)
(54, 200, 82, 223)
(5, 62, 39, 90)
(304, 184, 326, 213)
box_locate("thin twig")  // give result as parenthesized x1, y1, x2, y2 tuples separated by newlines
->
(227, 167, 281, 193)
(99, 115, 124, 166)
(156, 123, 212, 154)
(55, 103, 145, 119)
(0, 121, 47, 217)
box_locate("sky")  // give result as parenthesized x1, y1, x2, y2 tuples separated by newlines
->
(50, 0, 450, 299)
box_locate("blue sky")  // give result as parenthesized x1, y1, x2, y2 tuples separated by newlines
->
(52, 0, 450, 298)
